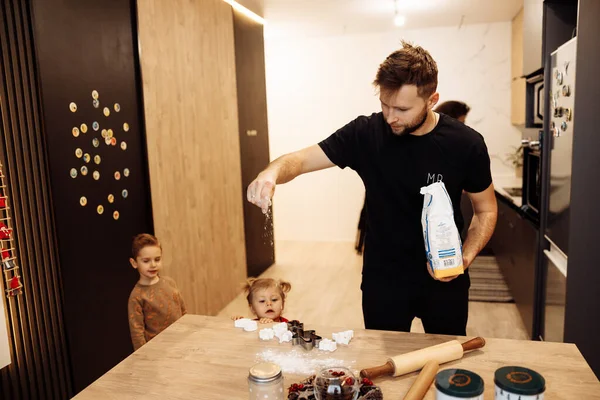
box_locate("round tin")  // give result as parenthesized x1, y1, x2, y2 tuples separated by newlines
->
(435, 369, 484, 400)
(494, 366, 545, 400)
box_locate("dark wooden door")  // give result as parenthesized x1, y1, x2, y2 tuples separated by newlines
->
(232, 10, 275, 277)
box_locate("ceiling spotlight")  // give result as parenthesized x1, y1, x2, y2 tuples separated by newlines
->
(393, 0, 406, 27)
(394, 14, 406, 27)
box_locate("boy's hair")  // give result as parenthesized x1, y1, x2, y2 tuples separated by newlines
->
(434, 100, 471, 120)
(243, 278, 292, 305)
(131, 233, 161, 259)
(373, 40, 438, 98)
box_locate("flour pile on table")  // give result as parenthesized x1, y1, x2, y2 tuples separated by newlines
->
(257, 348, 357, 375)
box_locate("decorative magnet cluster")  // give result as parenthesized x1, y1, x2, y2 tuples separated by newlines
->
(68, 90, 132, 221)
(0, 162, 23, 297)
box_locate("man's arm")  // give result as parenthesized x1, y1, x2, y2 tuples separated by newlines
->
(430, 183, 497, 282)
(462, 183, 498, 269)
(247, 145, 334, 212)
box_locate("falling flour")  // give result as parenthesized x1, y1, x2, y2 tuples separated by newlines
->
(263, 202, 274, 247)
(256, 348, 356, 376)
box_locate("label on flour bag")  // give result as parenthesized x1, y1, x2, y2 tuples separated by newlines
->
(420, 181, 464, 279)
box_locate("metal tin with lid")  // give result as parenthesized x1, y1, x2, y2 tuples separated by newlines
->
(248, 362, 284, 400)
(495, 366, 545, 399)
(435, 369, 484, 400)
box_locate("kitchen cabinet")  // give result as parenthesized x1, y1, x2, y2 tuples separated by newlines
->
(511, 79, 526, 126)
(511, 1, 548, 126)
(511, 2, 544, 80)
(490, 197, 538, 338)
(522, 0, 544, 76)
(510, 8, 526, 125)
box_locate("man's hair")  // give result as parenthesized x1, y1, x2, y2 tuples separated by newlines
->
(131, 233, 161, 259)
(435, 101, 471, 119)
(373, 40, 438, 98)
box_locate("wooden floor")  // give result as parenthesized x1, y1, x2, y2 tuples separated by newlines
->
(218, 241, 529, 340)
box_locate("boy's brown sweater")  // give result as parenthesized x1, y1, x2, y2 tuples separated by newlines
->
(128, 276, 187, 350)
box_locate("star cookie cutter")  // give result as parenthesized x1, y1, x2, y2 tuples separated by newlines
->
(287, 320, 322, 351)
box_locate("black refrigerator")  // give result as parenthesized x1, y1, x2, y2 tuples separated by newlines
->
(541, 37, 577, 342)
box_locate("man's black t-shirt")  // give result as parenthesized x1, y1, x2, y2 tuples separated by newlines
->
(318, 112, 492, 282)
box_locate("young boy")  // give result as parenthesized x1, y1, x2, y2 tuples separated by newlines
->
(127, 233, 186, 350)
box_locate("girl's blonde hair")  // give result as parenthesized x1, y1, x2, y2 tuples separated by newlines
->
(243, 278, 291, 305)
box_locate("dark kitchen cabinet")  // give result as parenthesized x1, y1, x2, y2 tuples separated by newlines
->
(489, 197, 539, 338)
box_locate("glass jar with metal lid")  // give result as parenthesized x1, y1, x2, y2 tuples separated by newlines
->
(248, 362, 284, 400)
(435, 369, 484, 400)
(495, 366, 545, 400)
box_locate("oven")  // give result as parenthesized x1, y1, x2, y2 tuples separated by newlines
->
(521, 131, 542, 220)
(526, 72, 544, 128)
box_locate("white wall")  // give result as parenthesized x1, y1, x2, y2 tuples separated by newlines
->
(265, 22, 522, 242)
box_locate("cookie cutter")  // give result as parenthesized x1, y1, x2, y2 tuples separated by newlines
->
(287, 320, 304, 333)
(287, 320, 322, 351)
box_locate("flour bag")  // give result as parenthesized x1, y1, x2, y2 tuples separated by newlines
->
(420, 181, 464, 279)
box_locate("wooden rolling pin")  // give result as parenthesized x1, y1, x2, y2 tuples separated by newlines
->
(360, 337, 485, 380)
(403, 360, 439, 400)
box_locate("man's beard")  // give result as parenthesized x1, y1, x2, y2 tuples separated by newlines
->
(391, 106, 429, 136)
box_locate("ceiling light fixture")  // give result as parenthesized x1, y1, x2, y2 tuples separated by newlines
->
(393, 0, 406, 27)
(394, 14, 406, 26)
(222, 0, 266, 25)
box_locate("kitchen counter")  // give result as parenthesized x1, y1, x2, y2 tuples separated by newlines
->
(493, 174, 523, 208)
(492, 174, 541, 224)
(74, 315, 600, 399)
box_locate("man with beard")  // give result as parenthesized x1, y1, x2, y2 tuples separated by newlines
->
(246, 41, 497, 335)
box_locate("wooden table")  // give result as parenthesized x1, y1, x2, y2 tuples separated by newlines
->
(75, 315, 600, 399)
